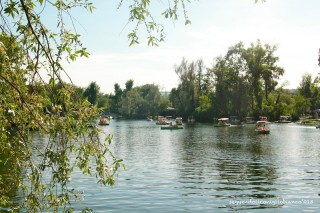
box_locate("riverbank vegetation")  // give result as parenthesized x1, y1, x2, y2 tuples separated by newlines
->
(81, 41, 320, 123)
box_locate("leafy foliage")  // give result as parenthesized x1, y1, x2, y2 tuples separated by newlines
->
(117, 0, 192, 46)
(171, 41, 287, 121)
(0, 1, 121, 212)
(1, 0, 196, 209)
(109, 81, 169, 118)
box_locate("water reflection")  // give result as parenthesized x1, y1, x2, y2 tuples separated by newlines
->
(172, 124, 280, 211)
(18, 121, 320, 212)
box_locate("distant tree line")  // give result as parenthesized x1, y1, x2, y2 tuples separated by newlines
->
(169, 41, 320, 122)
(80, 41, 320, 122)
(79, 80, 170, 119)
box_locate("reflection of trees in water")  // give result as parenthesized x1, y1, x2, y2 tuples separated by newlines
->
(175, 124, 216, 183)
(214, 159, 278, 198)
(174, 125, 279, 206)
(214, 132, 278, 199)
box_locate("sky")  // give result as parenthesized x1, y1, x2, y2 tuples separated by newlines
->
(60, 0, 320, 94)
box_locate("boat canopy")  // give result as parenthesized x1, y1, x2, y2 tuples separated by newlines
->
(280, 116, 290, 120)
(257, 120, 268, 124)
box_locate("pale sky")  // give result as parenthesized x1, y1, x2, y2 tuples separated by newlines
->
(61, 0, 320, 94)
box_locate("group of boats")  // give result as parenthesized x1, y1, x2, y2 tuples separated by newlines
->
(151, 115, 276, 133)
(149, 116, 184, 130)
(92, 114, 316, 134)
(214, 116, 272, 134)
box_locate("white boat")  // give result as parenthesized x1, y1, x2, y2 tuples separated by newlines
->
(214, 118, 230, 127)
(175, 117, 183, 125)
(255, 120, 270, 134)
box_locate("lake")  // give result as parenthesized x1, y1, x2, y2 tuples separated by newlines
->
(43, 120, 320, 212)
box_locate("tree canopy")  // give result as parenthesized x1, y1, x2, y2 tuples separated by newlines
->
(170, 41, 287, 121)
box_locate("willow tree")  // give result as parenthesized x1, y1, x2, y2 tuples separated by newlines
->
(0, 0, 192, 212)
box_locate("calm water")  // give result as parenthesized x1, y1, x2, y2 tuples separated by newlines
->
(46, 121, 320, 212)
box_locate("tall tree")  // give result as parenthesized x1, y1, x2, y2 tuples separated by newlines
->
(209, 57, 231, 117)
(110, 83, 123, 114)
(225, 42, 250, 116)
(261, 44, 284, 100)
(298, 73, 313, 99)
(243, 41, 266, 110)
(174, 58, 199, 117)
(243, 40, 284, 111)
(83, 81, 100, 105)
(125, 79, 134, 92)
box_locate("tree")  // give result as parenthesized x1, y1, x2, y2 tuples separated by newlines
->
(138, 84, 162, 117)
(97, 93, 110, 111)
(224, 42, 251, 117)
(83, 81, 100, 105)
(125, 79, 134, 92)
(243, 40, 284, 112)
(119, 88, 143, 118)
(109, 83, 123, 115)
(298, 73, 320, 112)
(172, 58, 204, 118)
(114, 83, 169, 118)
(0, 0, 192, 212)
(298, 73, 313, 99)
(261, 44, 284, 100)
(210, 57, 231, 117)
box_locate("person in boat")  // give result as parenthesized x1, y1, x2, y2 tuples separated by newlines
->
(257, 124, 264, 131)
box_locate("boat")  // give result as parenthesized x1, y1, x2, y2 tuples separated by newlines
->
(98, 118, 109, 125)
(214, 118, 231, 127)
(156, 116, 167, 125)
(165, 116, 174, 124)
(147, 116, 153, 121)
(274, 116, 291, 123)
(229, 116, 242, 125)
(244, 117, 256, 124)
(175, 117, 183, 125)
(316, 125, 320, 129)
(161, 124, 184, 130)
(255, 120, 270, 134)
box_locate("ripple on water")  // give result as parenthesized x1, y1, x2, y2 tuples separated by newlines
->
(31, 121, 320, 212)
